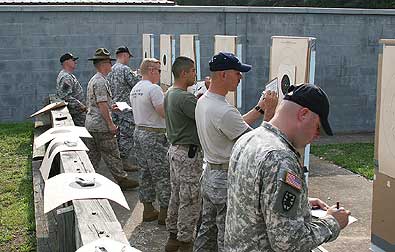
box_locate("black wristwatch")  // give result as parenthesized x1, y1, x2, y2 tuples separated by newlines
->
(255, 105, 264, 115)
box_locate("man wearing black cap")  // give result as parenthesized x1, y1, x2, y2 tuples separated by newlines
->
(224, 84, 351, 252)
(107, 46, 141, 172)
(56, 52, 86, 126)
(193, 52, 278, 252)
(85, 48, 138, 190)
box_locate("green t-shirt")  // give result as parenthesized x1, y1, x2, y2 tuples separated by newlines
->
(164, 87, 200, 146)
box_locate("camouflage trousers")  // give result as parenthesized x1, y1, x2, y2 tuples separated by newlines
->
(167, 144, 203, 242)
(113, 114, 138, 165)
(85, 131, 127, 181)
(194, 166, 228, 252)
(70, 111, 86, 127)
(133, 127, 171, 208)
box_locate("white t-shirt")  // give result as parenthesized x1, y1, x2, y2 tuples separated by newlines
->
(130, 80, 165, 128)
(195, 91, 250, 164)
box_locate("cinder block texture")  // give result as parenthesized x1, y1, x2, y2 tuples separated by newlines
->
(0, 6, 389, 133)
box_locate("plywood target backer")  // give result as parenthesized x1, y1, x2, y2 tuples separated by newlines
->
(160, 34, 174, 87)
(378, 41, 395, 179)
(214, 35, 238, 107)
(142, 34, 154, 59)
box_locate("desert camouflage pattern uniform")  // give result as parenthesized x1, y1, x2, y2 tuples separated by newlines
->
(84, 72, 127, 181)
(224, 122, 341, 252)
(56, 69, 86, 126)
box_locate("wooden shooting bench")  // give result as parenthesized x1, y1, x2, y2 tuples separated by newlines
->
(32, 97, 128, 251)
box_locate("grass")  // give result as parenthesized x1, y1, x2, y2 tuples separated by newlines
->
(311, 143, 375, 180)
(0, 122, 36, 252)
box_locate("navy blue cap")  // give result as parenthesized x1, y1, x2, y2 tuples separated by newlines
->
(284, 84, 333, 136)
(209, 52, 251, 72)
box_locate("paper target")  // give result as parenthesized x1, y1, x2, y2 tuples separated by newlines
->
(34, 126, 91, 148)
(277, 64, 296, 101)
(270, 36, 313, 86)
(160, 34, 174, 86)
(378, 43, 395, 179)
(40, 135, 88, 181)
(44, 173, 130, 213)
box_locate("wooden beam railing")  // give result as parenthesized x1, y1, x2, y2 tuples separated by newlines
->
(32, 99, 129, 251)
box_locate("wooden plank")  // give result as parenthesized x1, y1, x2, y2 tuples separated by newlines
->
(32, 159, 58, 252)
(35, 113, 51, 128)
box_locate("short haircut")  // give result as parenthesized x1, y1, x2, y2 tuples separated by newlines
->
(172, 56, 195, 79)
(140, 58, 160, 75)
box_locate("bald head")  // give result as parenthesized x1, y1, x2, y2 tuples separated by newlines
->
(270, 100, 321, 149)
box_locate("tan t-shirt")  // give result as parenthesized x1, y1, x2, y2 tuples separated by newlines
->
(195, 91, 250, 164)
(130, 80, 165, 128)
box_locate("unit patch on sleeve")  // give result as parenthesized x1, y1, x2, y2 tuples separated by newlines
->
(282, 191, 296, 211)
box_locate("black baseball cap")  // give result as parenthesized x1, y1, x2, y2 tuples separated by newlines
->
(60, 52, 78, 64)
(209, 52, 251, 72)
(284, 84, 333, 136)
(115, 46, 132, 56)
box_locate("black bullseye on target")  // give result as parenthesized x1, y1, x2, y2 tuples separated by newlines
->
(281, 74, 291, 95)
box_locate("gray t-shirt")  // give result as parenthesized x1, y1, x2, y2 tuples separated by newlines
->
(130, 80, 165, 128)
(85, 72, 113, 132)
(195, 91, 250, 164)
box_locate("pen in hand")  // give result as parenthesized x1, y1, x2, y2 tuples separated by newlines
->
(336, 201, 340, 210)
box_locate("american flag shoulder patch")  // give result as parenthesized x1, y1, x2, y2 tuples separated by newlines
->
(284, 171, 302, 191)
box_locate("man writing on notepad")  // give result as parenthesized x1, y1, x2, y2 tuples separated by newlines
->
(224, 84, 350, 252)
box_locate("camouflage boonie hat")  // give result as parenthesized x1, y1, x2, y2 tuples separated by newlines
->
(88, 48, 115, 61)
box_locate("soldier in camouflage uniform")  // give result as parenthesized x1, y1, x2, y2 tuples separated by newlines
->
(130, 58, 170, 225)
(56, 52, 86, 126)
(163, 57, 203, 252)
(194, 52, 278, 252)
(84, 48, 138, 190)
(107, 46, 141, 171)
(225, 84, 351, 252)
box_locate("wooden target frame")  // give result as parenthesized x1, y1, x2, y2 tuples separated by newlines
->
(371, 39, 395, 252)
(142, 34, 154, 59)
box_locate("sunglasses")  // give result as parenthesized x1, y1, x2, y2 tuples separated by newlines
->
(149, 67, 161, 73)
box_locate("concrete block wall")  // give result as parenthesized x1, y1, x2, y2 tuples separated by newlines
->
(0, 6, 393, 133)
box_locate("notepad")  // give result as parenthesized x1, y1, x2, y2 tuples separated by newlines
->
(311, 209, 357, 226)
(116, 102, 132, 112)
